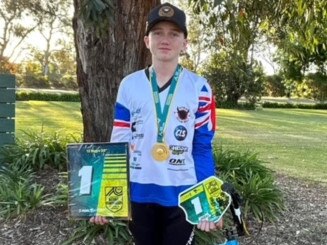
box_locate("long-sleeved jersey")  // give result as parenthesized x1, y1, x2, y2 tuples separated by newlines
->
(110, 67, 216, 206)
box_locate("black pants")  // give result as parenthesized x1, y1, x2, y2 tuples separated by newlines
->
(129, 202, 195, 245)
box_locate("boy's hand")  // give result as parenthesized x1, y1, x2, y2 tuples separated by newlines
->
(89, 216, 109, 225)
(197, 219, 223, 232)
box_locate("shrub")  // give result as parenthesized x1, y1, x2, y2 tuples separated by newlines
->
(214, 147, 285, 223)
(0, 130, 78, 171)
(0, 162, 47, 219)
(218, 101, 256, 110)
(62, 220, 133, 245)
(262, 101, 327, 109)
(16, 91, 80, 102)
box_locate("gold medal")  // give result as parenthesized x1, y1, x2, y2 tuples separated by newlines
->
(152, 143, 170, 161)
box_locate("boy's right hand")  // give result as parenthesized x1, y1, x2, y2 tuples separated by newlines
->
(89, 216, 109, 225)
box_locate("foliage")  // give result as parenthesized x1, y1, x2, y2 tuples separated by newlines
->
(214, 147, 285, 222)
(0, 130, 78, 220)
(269, 0, 327, 59)
(305, 72, 327, 101)
(0, 0, 45, 60)
(16, 90, 80, 102)
(42, 171, 70, 207)
(0, 56, 20, 74)
(77, 0, 115, 38)
(187, 0, 272, 105)
(36, 0, 74, 77)
(17, 44, 77, 90)
(265, 0, 327, 96)
(202, 51, 265, 105)
(263, 74, 286, 97)
(188, 0, 327, 102)
(0, 162, 47, 219)
(0, 130, 76, 171)
(261, 101, 327, 109)
(218, 101, 255, 110)
(62, 220, 133, 245)
(194, 228, 225, 245)
(0, 0, 76, 90)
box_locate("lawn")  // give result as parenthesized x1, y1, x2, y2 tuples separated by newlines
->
(15, 101, 327, 183)
(216, 108, 327, 183)
(16, 101, 82, 138)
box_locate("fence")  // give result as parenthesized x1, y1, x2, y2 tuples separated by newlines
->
(0, 74, 15, 147)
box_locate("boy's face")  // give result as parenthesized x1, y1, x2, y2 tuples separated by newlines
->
(144, 21, 187, 63)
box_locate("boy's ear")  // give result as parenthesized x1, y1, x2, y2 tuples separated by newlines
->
(144, 36, 150, 49)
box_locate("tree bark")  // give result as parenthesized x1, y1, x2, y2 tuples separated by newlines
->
(73, 0, 160, 142)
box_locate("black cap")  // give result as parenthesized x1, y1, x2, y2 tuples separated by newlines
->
(145, 3, 187, 37)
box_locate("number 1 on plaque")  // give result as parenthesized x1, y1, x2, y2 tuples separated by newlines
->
(78, 165, 93, 195)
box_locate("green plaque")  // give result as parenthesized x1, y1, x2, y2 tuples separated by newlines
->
(178, 176, 231, 224)
(67, 142, 130, 219)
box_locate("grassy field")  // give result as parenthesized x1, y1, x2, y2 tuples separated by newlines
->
(216, 108, 327, 183)
(16, 101, 82, 137)
(15, 101, 327, 183)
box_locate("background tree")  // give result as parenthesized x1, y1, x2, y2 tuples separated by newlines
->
(18, 40, 76, 89)
(264, 0, 327, 100)
(175, 0, 208, 72)
(73, 0, 160, 142)
(36, 0, 73, 77)
(0, 0, 44, 63)
(188, 0, 277, 105)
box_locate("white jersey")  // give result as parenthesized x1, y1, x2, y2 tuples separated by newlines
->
(111, 67, 216, 206)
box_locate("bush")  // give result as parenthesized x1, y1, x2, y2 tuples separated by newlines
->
(62, 220, 133, 245)
(0, 130, 79, 219)
(0, 130, 78, 171)
(263, 75, 286, 97)
(16, 91, 80, 102)
(0, 162, 47, 219)
(262, 101, 327, 109)
(218, 101, 256, 110)
(214, 147, 285, 223)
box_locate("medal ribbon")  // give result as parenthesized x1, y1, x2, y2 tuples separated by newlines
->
(151, 64, 182, 143)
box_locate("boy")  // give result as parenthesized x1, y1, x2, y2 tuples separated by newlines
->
(91, 3, 222, 244)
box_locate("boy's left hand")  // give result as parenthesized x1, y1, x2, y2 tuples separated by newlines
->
(197, 218, 223, 232)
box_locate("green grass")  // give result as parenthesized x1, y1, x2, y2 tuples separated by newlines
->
(216, 108, 327, 183)
(16, 101, 82, 138)
(16, 101, 327, 183)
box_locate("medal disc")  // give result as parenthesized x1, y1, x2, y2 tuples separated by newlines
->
(152, 143, 170, 161)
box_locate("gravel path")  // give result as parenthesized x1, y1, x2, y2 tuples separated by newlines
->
(241, 174, 327, 245)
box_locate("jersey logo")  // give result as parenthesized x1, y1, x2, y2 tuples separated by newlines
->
(169, 145, 188, 155)
(175, 106, 190, 123)
(174, 125, 187, 141)
(169, 158, 186, 165)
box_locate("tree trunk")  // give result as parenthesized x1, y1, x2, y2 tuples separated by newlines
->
(73, 0, 160, 142)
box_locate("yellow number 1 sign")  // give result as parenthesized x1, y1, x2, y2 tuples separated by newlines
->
(178, 176, 231, 224)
